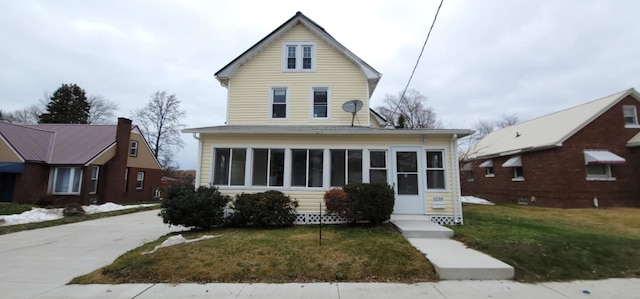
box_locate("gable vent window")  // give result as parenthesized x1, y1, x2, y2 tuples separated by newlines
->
(283, 42, 315, 71)
(623, 105, 639, 127)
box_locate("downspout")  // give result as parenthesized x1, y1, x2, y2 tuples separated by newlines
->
(451, 134, 463, 224)
(192, 133, 202, 190)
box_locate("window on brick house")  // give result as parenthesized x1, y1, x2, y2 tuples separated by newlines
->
(623, 105, 639, 127)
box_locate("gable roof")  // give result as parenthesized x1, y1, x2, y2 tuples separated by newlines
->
(0, 122, 117, 164)
(469, 88, 640, 159)
(215, 11, 382, 96)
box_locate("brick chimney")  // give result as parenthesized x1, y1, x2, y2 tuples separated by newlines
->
(103, 118, 132, 203)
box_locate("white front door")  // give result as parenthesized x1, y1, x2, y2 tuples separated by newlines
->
(391, 146, 424, 214)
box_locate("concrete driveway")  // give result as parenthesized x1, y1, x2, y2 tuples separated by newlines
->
(0, 210, 180, 298)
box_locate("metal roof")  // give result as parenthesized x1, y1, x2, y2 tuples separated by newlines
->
(214, 12, 382, 96)
(183, 125, 473, 137)
(628, 132, 640, 147)
(468, 88, 640, 159)
(0, 122, 117, 164)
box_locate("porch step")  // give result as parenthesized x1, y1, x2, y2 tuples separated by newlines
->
(408, 238, 515, 280)
(391, 220, 454, 238)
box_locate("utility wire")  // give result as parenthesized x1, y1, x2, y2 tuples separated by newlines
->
(387, 0, 444, 127)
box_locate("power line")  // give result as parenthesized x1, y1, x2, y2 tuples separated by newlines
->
(387, 0, 444, 127)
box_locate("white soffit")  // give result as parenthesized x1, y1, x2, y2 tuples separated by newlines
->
(478, 160, 493, 168)
(501, 156, 522, 167)
(583, 150, 625, 165)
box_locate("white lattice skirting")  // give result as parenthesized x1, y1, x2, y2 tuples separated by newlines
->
(293, 212, 462, 226)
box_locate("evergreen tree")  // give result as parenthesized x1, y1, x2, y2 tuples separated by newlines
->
(39, 83, 90, 124)
(396, 114, 407, 128)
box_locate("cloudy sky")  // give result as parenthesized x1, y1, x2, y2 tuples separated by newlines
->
(2, 0, 639, 169)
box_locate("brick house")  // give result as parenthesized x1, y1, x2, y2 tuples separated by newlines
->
(462, 88, 640, 208)
(0, 118, 162, 204)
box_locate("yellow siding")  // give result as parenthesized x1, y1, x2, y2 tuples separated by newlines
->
(197, 133, 458, 213)
(127, 132, 161, 169)
(0, 138, 22, 162)
(90, 144, 115, 165)
(228, 24, 370, 126)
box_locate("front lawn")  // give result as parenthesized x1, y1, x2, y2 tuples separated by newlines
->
(450, 204, 640, 282)
(71, 225, 437, 284)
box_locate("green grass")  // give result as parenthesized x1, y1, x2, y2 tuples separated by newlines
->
(0, 203, 36, 215)
(70, 225, 438, 284)
(0, 205, 159, 235)
(450, 204, 640, 282)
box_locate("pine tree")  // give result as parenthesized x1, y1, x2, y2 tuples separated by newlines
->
(39, 83, 90, 124)
(396, 114, 406, 128)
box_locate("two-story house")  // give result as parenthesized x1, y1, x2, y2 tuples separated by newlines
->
(0, 118, 162, 205)
(462, 88, 640, 208)
(184, 12, 473, 224)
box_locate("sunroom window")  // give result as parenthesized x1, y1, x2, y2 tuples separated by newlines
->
(369, 150, 388, 184)
(291, 149, 324, 187)
(252, 149, 285, 187)
(330, 149, 362, 186)
(213, 148, 247, 186)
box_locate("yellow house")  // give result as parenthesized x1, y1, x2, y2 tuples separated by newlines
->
(184, 12, 472, 225)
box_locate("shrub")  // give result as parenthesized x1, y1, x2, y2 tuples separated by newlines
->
(63, 203, 86, 217)
(323, 188, 356, 220)
(159, 185, 230, 229)
(342, 183, 395, 225)
(230, 190, 299, 227)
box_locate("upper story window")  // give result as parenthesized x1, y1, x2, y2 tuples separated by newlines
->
(130, 141, 138, 156)
(623, 105, 639, 127)
(283, 42, 315, 71)
(271, 87, 288, 119)
(312, 87, 328, 118)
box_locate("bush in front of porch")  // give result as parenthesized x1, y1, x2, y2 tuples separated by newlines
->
(325, 183, 395, 224)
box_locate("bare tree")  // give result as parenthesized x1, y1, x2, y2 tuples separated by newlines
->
(375, 89, 440, 129)
(131, 91, 186, 169)
(88, 95, 119, 124)
(472, 113, 520, 141)
(2, 104, 43, 124)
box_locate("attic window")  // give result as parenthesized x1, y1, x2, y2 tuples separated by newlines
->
(623, 105, 639, 127)
(283, 42, 315, 71)
(130, 141, 138, 157)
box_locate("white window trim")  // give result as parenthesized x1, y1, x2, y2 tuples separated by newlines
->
(269, 86, 289, 120)
(623, 105, 640, 128)
(512, 166, 525, 181)
(367, 149, 389, 184)
(289, 149, 325, 189)
(425, 149, 448, 192)
(136, 171, 144, 189)
(130, 140, 138, 157)
(89, 166, 99, 194)
(310, 86, 330, 119)
(51, 167, 83, 195)
(586, 164, 616, 181)
(282, 42, 316, 72)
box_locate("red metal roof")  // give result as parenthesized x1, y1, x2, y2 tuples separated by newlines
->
(0, 122, 117, 164)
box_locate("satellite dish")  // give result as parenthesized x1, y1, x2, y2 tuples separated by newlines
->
(342, 100, 363, 126)
(342, 100, 363, 113)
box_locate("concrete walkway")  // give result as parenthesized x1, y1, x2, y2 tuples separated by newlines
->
(1, 210, 639, 298)
(392, 216, 515, 280)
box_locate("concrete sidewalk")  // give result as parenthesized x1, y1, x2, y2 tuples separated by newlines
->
(33, 279, 640, 298)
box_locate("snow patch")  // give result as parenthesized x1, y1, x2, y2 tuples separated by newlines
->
(0, 202, 157, 226)
(461, 196, 494, 205)
(142, 234, 218, 254)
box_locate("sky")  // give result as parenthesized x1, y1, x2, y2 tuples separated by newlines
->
(1, 0, 639, 170)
